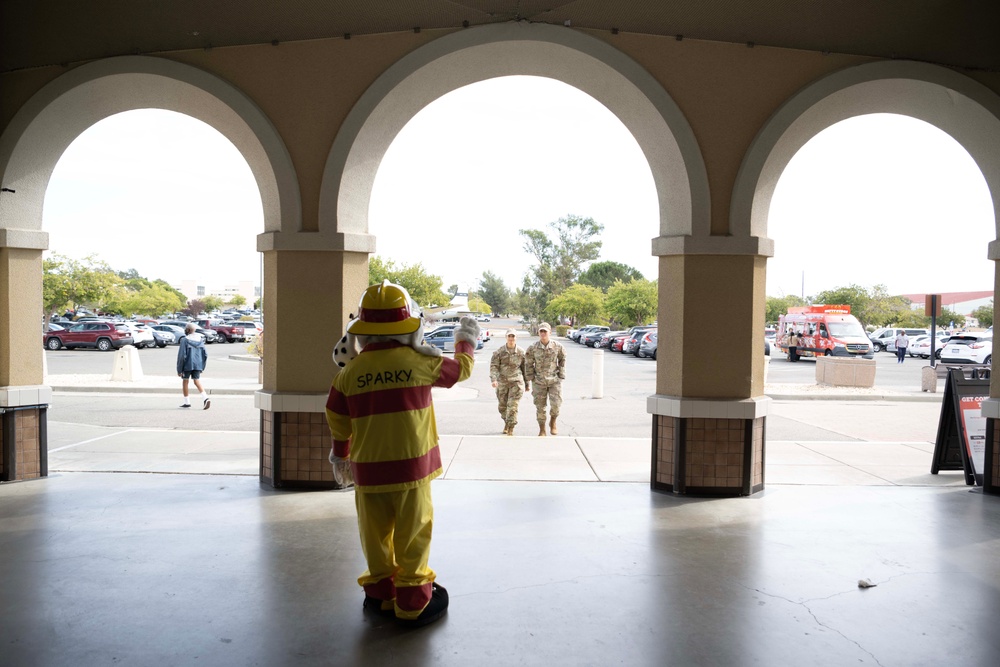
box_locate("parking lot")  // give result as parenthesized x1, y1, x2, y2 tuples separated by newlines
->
(43, 318, 952, 442)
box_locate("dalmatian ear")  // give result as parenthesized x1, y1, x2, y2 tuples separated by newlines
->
(408, 300, 441, 357)
(333, 318, 360, 368)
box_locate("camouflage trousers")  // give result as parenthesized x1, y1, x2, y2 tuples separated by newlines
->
(532, 381, 562, 422)
(496, 382, 525, 427)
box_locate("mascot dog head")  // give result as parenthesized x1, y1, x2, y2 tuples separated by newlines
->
(333, 280, 441, 368)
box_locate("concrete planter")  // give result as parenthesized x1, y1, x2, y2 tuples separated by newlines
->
(815, 356, 875, 388)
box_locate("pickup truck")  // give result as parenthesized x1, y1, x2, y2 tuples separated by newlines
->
(197, 318, 247, 343)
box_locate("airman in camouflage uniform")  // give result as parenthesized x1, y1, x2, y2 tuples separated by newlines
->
(524, 322, 567, 436)
(490, 329, 528, 435)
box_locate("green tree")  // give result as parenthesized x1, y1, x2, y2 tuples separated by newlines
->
(468, 296, 491, 314)
(765, 294, 809, 326)
(812, 284, 909, 330)
(941, 306, 966, 329)
(368, 255, 450, 307)
(43, 253, 123, 320)
(544, 283, 605, 326)
(971, 301, 994, 328)
(578, 261, 644, 292)
(230, 294, 247, 308)
(604, 279, 658, 326)
(104, 282, 186, 318)
(202, 295, 225, 312)
(478, 271, 510, 316)
(520, 214, 603, 312)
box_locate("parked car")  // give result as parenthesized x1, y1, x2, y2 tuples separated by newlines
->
(610, 332, 631, 352)
(624, 327, 655, 355)
(570, 325, 603, 343)
(196, 318, 247, 344)
(150, 323, 186, 345)
(940, 332, 992, 365)
(869, 327, 929, 353)
(579, 327, 611, 347)
(161, 321, 220, 343)
(150, 328, 174, 348)
(909, 334, 951, 359)
(422, 324, 484, 351)
(596, 330, 628, 349)
(638, 330, 658, 359)
(120, 322, 156, 349)
(43, 321, 133, 351)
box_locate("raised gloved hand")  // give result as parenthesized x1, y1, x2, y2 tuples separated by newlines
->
(454, 316, 481, 347)
(328, 450, 354, 489)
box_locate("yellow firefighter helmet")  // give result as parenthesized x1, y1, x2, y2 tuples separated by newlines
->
(347, 280, 421, 335)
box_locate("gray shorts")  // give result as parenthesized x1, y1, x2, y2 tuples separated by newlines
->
(181, 371, 202, 380)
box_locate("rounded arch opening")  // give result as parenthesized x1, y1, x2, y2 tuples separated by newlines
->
(733, 60, 1000, 244)
(0, 55, 299, 240)
(319, 22, 709, 247)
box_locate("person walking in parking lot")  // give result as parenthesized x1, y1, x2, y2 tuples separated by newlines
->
(895, 331, 909, 364)
(524, 322, 566, 436)
(490, 329, 528, 435)
(177, 323, 210, 409)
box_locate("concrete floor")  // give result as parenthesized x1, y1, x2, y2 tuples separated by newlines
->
(3, 466, 1000, 666)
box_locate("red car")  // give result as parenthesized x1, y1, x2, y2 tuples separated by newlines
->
(43, 321, 134, 351)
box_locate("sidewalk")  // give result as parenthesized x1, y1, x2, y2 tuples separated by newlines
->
(43, 373, 947, 401)
(42, 371, 966, 488)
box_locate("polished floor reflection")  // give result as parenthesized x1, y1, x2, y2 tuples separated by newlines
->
(2, 472, 998, 666)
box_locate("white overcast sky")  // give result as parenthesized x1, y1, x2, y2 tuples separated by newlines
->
(43, 75, 995, 299)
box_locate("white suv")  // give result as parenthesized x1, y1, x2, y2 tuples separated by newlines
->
(121, 322, 156, 349)
(940, 333, 992, 365)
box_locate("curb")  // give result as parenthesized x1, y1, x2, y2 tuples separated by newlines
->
(765, 392, 943, 403)
(46, 385, 944, 402)
(50, 386, 261, 396)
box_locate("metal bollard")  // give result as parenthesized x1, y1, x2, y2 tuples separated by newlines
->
(592, 348, 604, 399)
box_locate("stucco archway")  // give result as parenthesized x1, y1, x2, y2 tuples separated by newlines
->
(731, 60, 1000, 244)
(0, 55, 300, 240)
(318, 22, 709, 250)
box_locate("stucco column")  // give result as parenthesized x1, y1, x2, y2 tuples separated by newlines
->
(0, 231, 52, 481)
(648, 236, 771, 496)
(254, 231, 373, 488)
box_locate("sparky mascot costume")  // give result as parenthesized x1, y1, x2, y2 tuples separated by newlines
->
(326, 280, 479, 628)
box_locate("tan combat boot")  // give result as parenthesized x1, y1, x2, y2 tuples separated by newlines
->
(505, 424, 514, 436)
(538, 421, 547, 437)
(549, 416, 558, 435)
(502, 424, 510, 435)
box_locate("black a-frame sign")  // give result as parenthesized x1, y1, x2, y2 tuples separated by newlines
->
(932, 367, 990, 486)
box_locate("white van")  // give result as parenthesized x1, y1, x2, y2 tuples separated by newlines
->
(868, 327, 929, 353)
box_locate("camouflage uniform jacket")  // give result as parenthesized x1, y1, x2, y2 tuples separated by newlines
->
(490, 345, 527, 387)
(524, 340, 566, 386)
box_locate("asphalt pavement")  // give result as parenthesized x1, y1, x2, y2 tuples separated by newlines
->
(39, 320, 964, 484)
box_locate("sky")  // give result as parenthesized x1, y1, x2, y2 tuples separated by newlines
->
(43, 75, 995, 300)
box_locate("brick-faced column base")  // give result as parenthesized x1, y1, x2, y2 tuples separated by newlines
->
(985, 417, 1000, 496)
(652, 414, 764, 496)
(260, 409, 338, 489)
(1, 406, 48, 482)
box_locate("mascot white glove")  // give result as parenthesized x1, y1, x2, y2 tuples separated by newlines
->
(454, 316, 481, 347)
(328, 450, 355, 489)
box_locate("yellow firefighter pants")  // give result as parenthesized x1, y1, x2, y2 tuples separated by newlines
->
(355, 483, 436, 619)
